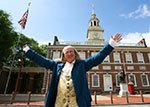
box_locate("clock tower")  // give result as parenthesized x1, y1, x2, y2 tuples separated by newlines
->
(87, 6, 105, 44)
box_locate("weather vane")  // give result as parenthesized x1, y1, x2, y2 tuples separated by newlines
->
(28, 2, 31, 7)
(92, 4, 95, 14)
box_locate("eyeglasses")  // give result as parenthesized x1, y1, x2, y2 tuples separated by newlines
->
(64, 50, 74, 55)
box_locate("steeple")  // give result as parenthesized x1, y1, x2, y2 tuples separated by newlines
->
(86, 5, 105, 44)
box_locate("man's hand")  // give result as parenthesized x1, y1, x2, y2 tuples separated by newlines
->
(23, 43, 30, 53)
(111, 33, 122, 43)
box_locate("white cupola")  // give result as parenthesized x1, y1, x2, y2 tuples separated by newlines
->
(87, 5, 105, 44)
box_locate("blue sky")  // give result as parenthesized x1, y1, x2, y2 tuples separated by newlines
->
(1, 0, 150, 46)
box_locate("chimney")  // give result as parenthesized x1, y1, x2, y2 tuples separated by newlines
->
(53, 36, 59, 45)
(137, 38, 147, 47)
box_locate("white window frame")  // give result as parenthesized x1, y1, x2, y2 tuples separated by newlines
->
(113, 53, 121, 63)
(115, 66, 122, 70)
(92, 74, 100, 87)
(139, 66, 146, 70)
(78, 52, 86, 59)
(128, 74, 137, 86)
(103, 55, 110, 63)
(125, 53, 133, 63)
(53, 52, 60, 60)
(136, 53, 144, 63)
(102, 66, 111, 70)
(127, 66, 134, 70)
(141, 74, 149, 86)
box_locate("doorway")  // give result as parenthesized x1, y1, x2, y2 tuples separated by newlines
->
(103, 74, 113, 91)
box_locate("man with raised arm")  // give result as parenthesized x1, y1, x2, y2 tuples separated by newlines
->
(23, 33, 122, 107)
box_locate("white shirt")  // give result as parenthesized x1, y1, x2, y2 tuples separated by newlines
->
(62, 60, 75, 76)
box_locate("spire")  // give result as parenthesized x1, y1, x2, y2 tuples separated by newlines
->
(92, 4, 96, 18)
(86, 5, 105, 44)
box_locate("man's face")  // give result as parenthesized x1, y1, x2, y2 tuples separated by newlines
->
(63, 47, 75, 63)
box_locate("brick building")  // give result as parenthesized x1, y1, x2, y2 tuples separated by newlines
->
(0, 7, 150, 94)
(47, 8, 150, 94)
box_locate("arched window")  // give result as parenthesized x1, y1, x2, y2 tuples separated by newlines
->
(125, 53, 133, 63)
(136, 53, 144, 63)
(128, 74, 137, 86)
(113, 52, 121, 63)
(92, 74, 100, 87)
(141, 74, 149, 86)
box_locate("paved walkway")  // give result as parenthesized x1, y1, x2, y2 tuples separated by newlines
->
(0, 94, 150, 106)
(91, 94, 150, 105)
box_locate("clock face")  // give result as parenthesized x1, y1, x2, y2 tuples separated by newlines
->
(93, 33, 98, 39)
(87, 32, 101, 40)
(87, 31, 104, 40)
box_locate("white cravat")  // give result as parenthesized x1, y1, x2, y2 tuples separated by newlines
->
(62, 60, 75, 76)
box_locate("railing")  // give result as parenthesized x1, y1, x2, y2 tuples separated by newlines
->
(0, 91, 149, 106)
(56, 41, 106, 46)
(10, 91, 35, 105)
(92, 90, 149, 105)
(55, 41, 145, 47)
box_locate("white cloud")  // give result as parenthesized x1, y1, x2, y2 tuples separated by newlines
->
(142, 33, 150, 47)
(38, 40, 52, 46)
(59, 39, 65, 42)
(38, 33, 150, 47)
(120, 32, 150, 47)
(120, 4, 150, 18)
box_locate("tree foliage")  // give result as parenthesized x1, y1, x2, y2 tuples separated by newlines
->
(6, 31, 47, 68)
(0, 9, 47, 69)
(18, 34, 47, 67)
(0, 10, 17, 69)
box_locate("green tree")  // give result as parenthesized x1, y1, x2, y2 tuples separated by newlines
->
(39, 44, 48, 56)
(8, 33, 47, 67)
(0, 10, 18, 70)
(0, 9, 47, 69)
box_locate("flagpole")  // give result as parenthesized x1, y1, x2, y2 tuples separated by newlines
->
(12, 29, 24, 100)
(4, 2, 31, 95)
(12, 2, 31, 101)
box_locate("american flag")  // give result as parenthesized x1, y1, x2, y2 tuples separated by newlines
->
(18, 9, 29, 29)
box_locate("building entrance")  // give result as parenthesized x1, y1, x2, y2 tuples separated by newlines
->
(103, 74, 113, 91)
